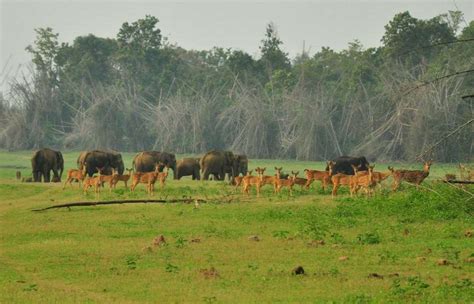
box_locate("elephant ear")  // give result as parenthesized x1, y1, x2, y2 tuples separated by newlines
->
(226, 152, 234, 164)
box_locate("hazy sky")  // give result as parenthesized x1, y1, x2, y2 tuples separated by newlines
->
(1, 0, 473, 82)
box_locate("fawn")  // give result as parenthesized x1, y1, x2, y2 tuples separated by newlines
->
(274, 171, 299, 196)
(388, 160, 432, 191)
(63, 167, 87, 189)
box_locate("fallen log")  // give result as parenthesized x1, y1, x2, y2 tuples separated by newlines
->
(443, 180, 474, 185)
(32, 198, 206, 212)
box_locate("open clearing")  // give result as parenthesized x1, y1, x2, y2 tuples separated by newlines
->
(0, 151, 473, 303)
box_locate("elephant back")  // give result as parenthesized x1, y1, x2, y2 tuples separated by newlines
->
(133, 151, 161, 173)
(82, 150, 124, 176)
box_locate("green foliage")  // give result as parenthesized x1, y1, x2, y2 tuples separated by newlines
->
(357, 232, 381, 245)
(391, 276, 430, 297)
(259, 22, 290, 77)
(25, 27, 60, 77)
(3, 11, 473, 162)
(381, 11, 455, 64)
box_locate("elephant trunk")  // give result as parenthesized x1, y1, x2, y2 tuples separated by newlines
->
(172, 163, 177, 180)
(117, 162, 125, 175)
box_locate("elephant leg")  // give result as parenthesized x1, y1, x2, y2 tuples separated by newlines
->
(44, 170, 51, 183)
(52, 168, 60, 182)
(33, 171, 39, 182)
(202, 169, 210, 180)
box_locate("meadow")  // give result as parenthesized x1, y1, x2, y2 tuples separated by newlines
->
(0, 151, 473, 303)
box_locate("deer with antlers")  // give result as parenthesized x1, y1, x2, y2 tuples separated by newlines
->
(388, 160, 433, 191)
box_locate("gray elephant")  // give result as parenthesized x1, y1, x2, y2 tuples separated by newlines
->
(200, 150, 237, 181)
(77, 150, 124, 177)
(31, 148, 64, 182)
(132, 151, 177, 179)
(176, 158, 201, 180)
(236, 154, 249, 176)
(222, 154, 248, 180)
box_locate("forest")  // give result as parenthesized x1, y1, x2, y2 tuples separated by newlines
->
(0, 11, 472, 162)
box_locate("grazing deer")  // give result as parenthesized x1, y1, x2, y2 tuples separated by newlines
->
(63, 167, 87, 189)
(242, 167, 264, 197)
(328, 161, 352, 198)
(304, 163, 332, 191)
(388, 160, 432, 191)
(350, 165, 376, 196)
(274, 171, 299, 196)
(111, 168, 133, 189)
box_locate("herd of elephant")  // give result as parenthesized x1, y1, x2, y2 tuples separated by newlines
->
(30, 148, 248, 183)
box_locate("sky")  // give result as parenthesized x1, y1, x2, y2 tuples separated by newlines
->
(0, 0, 473, 85)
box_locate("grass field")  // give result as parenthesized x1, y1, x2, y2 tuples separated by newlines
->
(1, 151, 473, 303)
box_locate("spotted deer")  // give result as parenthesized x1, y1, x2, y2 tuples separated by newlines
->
(350, 164, 376, 196)
(304, 163, 332, 191)
(274, 171, 299, 196)
(130, 164, 168, 195)
(328, 161, 352, 198)
(63, 167, 87, 189)
(389, 160, 432, 191)
(242, 167, 264, 197)
(234, 170, 253, 187)
(111, 168, 133, 189)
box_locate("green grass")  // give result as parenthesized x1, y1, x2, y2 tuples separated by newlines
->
(0, 151, 473, 303)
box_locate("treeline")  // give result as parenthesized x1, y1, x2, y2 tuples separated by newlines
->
(0, 12, 473, 161)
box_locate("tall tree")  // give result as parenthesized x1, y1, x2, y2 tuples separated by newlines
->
(57, 34, 118, 85)
(259, 23, 290, 77)
(25, 27, 61, 83)
(116, 15, 164, 97)
(381, 11, 455, 64)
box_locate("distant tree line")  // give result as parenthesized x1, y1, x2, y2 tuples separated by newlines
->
(0, 11, 473, 162)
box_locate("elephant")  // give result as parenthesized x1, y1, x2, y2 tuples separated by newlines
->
(132, 151, 177, 179)
(235, 154, 249, 176)
(176, 158, 201, 180)
(200, 150, 237, 181)
(31, 148, 64, 182)
(221, 154, 248, 181)
(77, 150, 124, 177)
